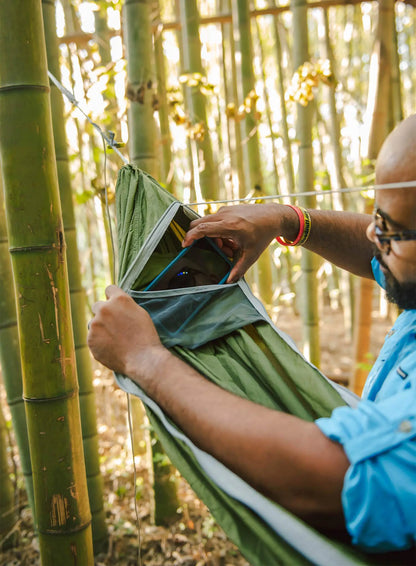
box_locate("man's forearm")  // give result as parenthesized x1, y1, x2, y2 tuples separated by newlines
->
(301, 209, 374, 278)
(130, 348, 349, 528)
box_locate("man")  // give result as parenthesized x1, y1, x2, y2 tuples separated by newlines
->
(88, 115, 416, 551)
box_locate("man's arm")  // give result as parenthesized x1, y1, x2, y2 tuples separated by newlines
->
(182, 203, 374, 283)
(88, 286, 350, 530)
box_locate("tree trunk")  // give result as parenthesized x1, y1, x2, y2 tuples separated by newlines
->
(352, 0, 395, 395)
(124, 0, 180, 526)
(177, 0, 218, 202)
(231, 0, 274, 307)
(153, 0, 177, 195)
(0, 395, 17, 547)
(220, 0, 246, 200)
(291, 0, 321, 366)
(42, 0, 107, 552)
(271, 16, 296, 196)
(124, 0, 158, 173)
(320, 8, 354, 337)
(0, 2, 93, 563)
(0, 173, 35, 518)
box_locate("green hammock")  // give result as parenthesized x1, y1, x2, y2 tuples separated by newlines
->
(114, 165, 407, 566)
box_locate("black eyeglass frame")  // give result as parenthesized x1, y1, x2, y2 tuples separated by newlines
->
(373, 207, 416, 254)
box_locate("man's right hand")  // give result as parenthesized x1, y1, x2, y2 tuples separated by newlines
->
(88, 285, 169, 388)
(182, 203, 299, 282)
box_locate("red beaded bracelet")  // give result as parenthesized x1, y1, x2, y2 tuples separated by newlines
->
(276, 205, 305, 246)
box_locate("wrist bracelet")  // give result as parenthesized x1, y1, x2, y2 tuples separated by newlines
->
(276, 205, 311, 247)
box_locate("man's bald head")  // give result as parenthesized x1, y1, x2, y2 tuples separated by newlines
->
(376, 114, 416, 185)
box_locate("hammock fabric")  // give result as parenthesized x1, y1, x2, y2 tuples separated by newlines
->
(114, 165, 410, 566)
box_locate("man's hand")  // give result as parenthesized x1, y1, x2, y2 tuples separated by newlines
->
(87, 289, 348, 528)
(88, 285, 167, 382)
(182, 203, 298, 282)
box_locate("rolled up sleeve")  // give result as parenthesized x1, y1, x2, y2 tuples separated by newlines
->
(316, 386, 416, 551)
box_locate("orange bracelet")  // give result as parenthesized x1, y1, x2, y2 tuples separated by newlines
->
(276, 205, 305, 246)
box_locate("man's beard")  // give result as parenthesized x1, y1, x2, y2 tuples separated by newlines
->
(374, 249, 416, 310)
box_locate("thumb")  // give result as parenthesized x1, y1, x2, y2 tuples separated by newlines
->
(105, 284, 124, 299)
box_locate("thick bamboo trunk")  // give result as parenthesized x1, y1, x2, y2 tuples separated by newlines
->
(0, 2, 93, 563)
(0, 397, 17, 547)
(320, 9, 353, 337)
(291, 0, 320, 366)
(124, 0, 180, 525)
(271, 16, 295, 196)
(177, 0, 218, 202)
(0, 174, 35, 517)
(255, 17, 280, 194)
(42, 0, 107, 552)
(231, 0, 274, 307)
(93, 4, 124, 166)
(154, 1, 176, 195)
(352, 0, 394, 395)
(124, 0, 158, 173)
(231, 0, 263, 191)
(220, 0, 246, 199)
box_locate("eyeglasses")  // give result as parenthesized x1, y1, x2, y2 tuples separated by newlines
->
(373, 208, 416, 255)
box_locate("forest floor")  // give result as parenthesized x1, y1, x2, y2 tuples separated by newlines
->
(1, 302, 393, 566)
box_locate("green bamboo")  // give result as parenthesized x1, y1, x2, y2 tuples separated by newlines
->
(320, 8, 354, 337)
(220, 0, 246, 199)
(42, 0, 107, 552)
(231, 0, 263, 192)
(254, 16, 280, 195)
(75, 122, 100, 308)
(124, 0, 180, 525)
(0, 172, 35, 517)
(0, 2, 93, 564)
(0, 397, 17, 547)
(124, 0, 158, 173)
(93, 3, 124, 163)
(177, 0, 218, 202)
(291, 0, 321, 366)
(363, 0, 394, 159)
(352, 0, 394, 395)
(271, 15, 296, 195)
(231, 0, 274, 307)
(154, 1, 176, 195)
(390, 11, 403, 127)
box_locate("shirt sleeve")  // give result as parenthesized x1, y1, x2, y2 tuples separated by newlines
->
(316, 383, 416, 551)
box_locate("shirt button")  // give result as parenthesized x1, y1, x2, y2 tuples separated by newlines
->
(398, 420, 412, 433)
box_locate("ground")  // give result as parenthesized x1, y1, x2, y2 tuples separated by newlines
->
(1, 302, 393, 566)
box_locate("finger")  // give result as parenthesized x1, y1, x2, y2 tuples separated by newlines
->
(91, 300, 106, 316)
(105, 284, 124, 299)
(224, 238, 239, 250)
(183, 221, 236, 247)
(226, 254, 254, 283)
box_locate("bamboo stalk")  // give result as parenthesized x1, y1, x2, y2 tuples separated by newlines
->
(0, 397, 17, 548)
(124, 0, 158, 173)
(0, 172, 35, 518)
(154, 0, 177, 195)
(291, 0, 321, 367)
(0, 2, 93, 563)
(58, 0, 415, 44)
(124, 0, 180, 525)
(177, 0, 218, 201)
(42, 0, 107, 552)
(352, 0, 395, 395)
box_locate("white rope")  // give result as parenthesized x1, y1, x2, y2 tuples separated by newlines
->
(47, 70, 129, 165)
(187, 179, 416, 207)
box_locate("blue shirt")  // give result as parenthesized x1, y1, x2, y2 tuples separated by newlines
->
(316, 257, 416, 552)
